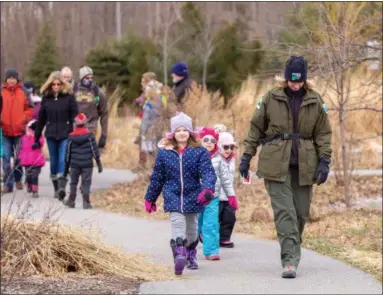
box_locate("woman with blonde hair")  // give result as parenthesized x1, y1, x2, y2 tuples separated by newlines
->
(33, 71, 78, 200)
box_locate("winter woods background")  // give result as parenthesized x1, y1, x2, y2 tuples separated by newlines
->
(1, 2, 381, 103)
(1, 1, 294, 99)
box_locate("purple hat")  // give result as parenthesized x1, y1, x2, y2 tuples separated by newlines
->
(166, 112, 198, 139)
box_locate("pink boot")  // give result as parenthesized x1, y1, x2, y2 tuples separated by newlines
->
(31, 185, 39, 198)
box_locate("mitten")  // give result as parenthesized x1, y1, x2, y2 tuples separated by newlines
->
(145, 200, 157, 214)
(227, 196, 238, 210)
(197, 189, 214, 206)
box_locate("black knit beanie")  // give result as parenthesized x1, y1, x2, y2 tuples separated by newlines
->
(284, 56, 307, 82)
(5, 68, 19, 81)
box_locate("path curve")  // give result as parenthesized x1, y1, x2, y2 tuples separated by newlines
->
(1, 164, 381, 294)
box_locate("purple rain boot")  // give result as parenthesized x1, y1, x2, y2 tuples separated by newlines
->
(170, 238, 187, 275)
(186, 240, 199, 270)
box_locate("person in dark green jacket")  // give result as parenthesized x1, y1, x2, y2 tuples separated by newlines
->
(239, 56, 332, 279)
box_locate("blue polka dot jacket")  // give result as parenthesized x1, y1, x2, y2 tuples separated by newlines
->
(145, 145, 217, 213)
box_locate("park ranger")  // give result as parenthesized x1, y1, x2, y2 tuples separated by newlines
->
(239, 56, 332, 279)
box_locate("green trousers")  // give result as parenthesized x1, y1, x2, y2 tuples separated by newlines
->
(264, 167, 312, 268)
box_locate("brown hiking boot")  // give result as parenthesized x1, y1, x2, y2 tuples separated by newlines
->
(15, 182, 23, 190)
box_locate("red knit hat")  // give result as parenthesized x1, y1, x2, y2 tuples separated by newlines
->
(199, 127, 219, 141)
(75, 113, 87, 126)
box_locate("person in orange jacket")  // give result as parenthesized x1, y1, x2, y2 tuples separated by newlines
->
(1, 68, 34, 194)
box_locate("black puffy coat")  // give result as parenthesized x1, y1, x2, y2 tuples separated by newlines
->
(65, 127, 100, 169)
(35, 91, 78, 141)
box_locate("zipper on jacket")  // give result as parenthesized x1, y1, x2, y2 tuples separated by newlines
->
(179, 154, 184, 213)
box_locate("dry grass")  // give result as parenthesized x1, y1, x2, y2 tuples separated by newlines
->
(0, 215, 172, 281)
(98, 72, 382, 170)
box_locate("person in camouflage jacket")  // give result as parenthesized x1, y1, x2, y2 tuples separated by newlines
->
(239, 56, 332, 279)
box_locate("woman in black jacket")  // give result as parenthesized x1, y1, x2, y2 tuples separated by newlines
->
(33, 71, 78, 200)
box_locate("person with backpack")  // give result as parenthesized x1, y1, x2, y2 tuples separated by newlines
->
(73, 66, 108, 149)
(135, 79, 166, 171)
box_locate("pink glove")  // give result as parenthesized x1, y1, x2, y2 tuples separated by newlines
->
(197, 189, 214, 206)
(145, 200, 157, 214)
(228, 196, 238, 210)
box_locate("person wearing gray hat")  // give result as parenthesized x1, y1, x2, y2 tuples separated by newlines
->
(73, 66, 108, 149)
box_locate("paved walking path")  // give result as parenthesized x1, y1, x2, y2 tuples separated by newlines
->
(1, 164, 382, 294)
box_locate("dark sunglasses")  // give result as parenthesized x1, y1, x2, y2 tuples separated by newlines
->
(223, 145, 236, 151)
(203, 137, 217, 144)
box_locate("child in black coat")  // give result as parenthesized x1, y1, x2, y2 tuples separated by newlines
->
(64, 113, 103, 209)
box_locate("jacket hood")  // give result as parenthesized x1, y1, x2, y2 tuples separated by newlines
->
(69, 127, 92, 144)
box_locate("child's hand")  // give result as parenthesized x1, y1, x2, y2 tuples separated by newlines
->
(144, 200, 157, 213)
(227, 196, 238, 211)
(197, 189, 214, 206)
(31, 141, 41, 150)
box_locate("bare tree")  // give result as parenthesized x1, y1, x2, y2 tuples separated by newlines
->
(153, 2, 182, 86)
(295, 2, 382, 206)
(116, 2, 122, 40)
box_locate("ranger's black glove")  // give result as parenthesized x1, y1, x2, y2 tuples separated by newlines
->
(96, 158, 103, 173)
(98, 134, 107, 149)
(239, 153, 252, 178)
(314, 156, 330, 185)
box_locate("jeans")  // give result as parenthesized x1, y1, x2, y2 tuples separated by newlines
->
(2, 136, 23, 190)
(46, 138, 68, 177)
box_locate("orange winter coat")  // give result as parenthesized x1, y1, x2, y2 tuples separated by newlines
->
(1, 82, 34, 136)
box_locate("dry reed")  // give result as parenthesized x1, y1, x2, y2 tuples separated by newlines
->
(0, 215, 172, 280)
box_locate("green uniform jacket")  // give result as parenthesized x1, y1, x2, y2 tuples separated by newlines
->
(244, 86, 332, 186)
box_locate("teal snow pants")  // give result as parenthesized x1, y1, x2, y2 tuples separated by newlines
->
(198, 197, 220, 256)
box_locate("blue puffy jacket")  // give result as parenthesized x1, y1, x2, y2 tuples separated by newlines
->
(145, 145, 217, 213)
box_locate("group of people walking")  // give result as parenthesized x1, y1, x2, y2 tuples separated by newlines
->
(1, 56, 332, 279)
(1, 65, 107, 208)
(144, 56, 332, 279)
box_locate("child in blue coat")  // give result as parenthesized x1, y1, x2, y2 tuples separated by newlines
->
(145, 112, 217, 276)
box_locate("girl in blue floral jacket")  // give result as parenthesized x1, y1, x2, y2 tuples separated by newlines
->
(145, 112, 217, 276)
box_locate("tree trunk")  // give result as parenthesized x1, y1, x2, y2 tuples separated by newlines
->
(202, 55, 208, 89)
(339, 105, 351, 207)
(116, 1, 122, 40)
(163, 29, 168, 86)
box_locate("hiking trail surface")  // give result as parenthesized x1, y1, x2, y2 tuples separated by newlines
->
(1, 164, 382, 294)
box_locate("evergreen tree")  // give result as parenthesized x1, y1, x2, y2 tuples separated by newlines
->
(26, 21, 60, 91)
(85, 32, 159, 104)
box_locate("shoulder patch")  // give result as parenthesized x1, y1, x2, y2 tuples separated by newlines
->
(256, 98, 263, 110)
(322, 103, 328, 114)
